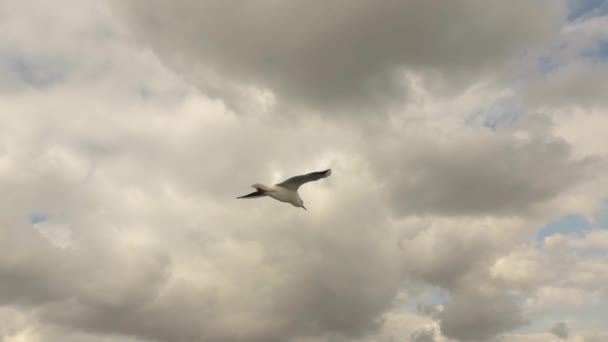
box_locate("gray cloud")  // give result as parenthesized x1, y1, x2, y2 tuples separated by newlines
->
(526, 62, 608, 109)
(410, 327, 436, 342)
(0, 92, 403, 340)
(372, 132, 590, 217)
(439, 289, 528, 341)
(551, 322, 570, 339)
(398, 216, 535, 341)
(110, 0, 565, 111)
(521, 15, 608, 110)
(3, 1, 608, 342)
(401, 225, 496, 288)
(416, 304, 441, 317)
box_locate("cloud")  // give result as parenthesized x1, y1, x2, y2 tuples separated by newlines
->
(110, 0, 566, 112)
(490, 229, 608, 318)
(2, 1, 608, 342)
(553, 108, 608, 158)
(411, 327, 437, 342)
(355, 313, 437, 342)
(397, 216, 536, 340)
(551, 322, 570, 339)
(524, 16, 608, 110)
(490, 247, 550, 290)
(0, 28, 402, 338)
(438, 288, 528, 341)
(584, 331, 608, 342)
(416, 304, 442, 317)
(527, 61, 608, 109)
(373, 131, 589, 217)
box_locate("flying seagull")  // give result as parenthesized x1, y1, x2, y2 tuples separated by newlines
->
(237, 169, 332, 210)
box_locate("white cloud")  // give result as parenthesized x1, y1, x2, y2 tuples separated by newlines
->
(491, 248, 550, 289)
(524, 286, 600, 314)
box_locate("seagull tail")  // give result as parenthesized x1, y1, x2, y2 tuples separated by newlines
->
(237, 190, 266, 199)
(252, 183, 272, 192)
(237, 184, 273, 199)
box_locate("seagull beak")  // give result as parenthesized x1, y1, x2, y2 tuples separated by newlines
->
(302, 205, 307, 211)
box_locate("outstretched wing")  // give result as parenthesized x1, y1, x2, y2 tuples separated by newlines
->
(276, 169, 332, 191)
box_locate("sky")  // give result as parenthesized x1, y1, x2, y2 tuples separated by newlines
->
(1, 1, 608, 341)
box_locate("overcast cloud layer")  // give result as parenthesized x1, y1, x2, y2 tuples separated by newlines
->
(1, 1, 608, 341)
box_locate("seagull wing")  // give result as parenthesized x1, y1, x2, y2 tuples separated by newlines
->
(276, 169, 332, 191)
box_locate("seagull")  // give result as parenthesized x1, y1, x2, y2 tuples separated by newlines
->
(237, 169, 332, 210)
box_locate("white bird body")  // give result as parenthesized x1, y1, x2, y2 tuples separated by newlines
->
(267, 185, 303, 207)
(238, 169, 332, 210)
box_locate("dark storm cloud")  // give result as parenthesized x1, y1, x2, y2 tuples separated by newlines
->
(110, 0, 565, 111)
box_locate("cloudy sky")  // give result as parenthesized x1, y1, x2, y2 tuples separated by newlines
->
(1, 1, 608, 341)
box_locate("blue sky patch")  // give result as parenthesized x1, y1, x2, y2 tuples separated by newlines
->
(538, 55, 560, 75)
(0, 53, 68, 89)
(537, 214, 591, 243)
(593, 200, 608, 228)
(568, 0, 608, 21)
(466, 98, 521, 131)
(482, 110, 519, 131)
(29, 213, 48, 225)
(425, 286, 450, 305)
(580, 40, 608, 62)
(596, 40, 608, 60)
